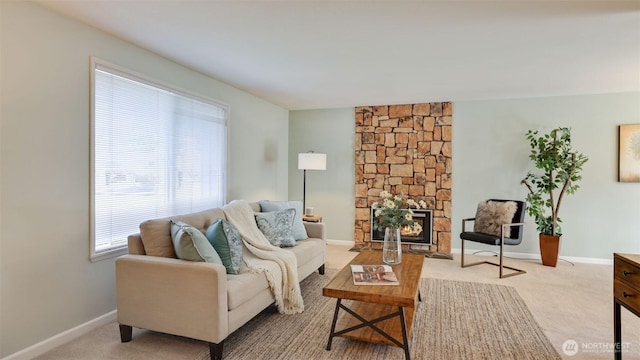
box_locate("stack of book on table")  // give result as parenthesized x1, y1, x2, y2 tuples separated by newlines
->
(302, 214, 322, 222)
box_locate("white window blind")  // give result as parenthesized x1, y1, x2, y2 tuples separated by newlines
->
(91, 59, 227, 260)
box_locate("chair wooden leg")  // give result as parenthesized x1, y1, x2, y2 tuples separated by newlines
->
(119, 324, 132, 342)
(210, 341, 223, 360)
(318, 264, 325, 275)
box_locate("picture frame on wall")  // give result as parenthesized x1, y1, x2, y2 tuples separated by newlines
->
(619, 124, 640, 182)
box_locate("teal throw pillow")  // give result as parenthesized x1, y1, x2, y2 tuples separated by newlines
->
(255, 208, 296, 247)
(170, 220, 223, 264)
(205, 218, 243, 275)
(259, 200, 308, 240)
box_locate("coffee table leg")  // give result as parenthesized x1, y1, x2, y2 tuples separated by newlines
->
(326, 299, 342, 350)
(399, 306, 411, 360)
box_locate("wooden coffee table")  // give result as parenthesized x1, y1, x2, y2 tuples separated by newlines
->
(322, 250, 424, 360)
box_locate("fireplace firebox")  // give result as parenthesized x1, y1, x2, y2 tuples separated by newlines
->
(370, 208, 433, 245)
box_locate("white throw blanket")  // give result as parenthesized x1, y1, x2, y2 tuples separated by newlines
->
(222, 200, 304, 314)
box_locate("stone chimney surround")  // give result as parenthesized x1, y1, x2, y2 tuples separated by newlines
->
(354, 102, 452, 255)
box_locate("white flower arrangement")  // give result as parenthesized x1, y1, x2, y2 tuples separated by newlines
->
(371, 190, 427, 232)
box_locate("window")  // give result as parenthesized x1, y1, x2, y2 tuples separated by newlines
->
(90, 58, 227, 261)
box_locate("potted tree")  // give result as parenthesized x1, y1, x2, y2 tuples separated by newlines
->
(521, 127, 588, 267)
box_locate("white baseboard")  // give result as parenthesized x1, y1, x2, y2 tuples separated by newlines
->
(325, 240, 613, 265)
(326, 239, 354, 246)
(452, 248, 613, 266)
(557, 255, 613, 266)
(1, 310, 117, 360)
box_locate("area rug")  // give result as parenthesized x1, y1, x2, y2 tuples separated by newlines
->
(196, 271, 560, 360)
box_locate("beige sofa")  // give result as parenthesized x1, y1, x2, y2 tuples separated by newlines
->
(115, 202, 326, 360)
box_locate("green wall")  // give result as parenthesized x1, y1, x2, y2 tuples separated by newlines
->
(0, 2, 289, 357)
(453, 93, 640, 259)
(288, 108, 355, 241)
(289, 93, 640, 260)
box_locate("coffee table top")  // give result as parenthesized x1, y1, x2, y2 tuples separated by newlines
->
(322, 250, 424, 307)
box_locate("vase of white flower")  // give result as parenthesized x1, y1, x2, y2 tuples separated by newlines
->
(383, 226, 402, 264)
(372, 191, 427, 265)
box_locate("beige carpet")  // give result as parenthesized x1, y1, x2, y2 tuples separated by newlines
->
(32, 245, 640, 359)
(37, 270, 559, 360)
(193, 272, 559, 360)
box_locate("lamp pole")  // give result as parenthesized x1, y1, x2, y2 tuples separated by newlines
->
(303, 169, 307, 210)
(298, 151, 326, 213)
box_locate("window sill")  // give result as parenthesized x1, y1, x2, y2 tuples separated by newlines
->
(90, 246, 128, 262)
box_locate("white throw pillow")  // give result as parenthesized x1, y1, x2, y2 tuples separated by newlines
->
(259, 200, 308, 240)
(255, 208, 296, 247)
(170, 220, 223, 264)
(473, 201, 517, 238)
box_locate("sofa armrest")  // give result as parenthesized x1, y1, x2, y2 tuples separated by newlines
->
(304, 222, 325, 241)
(116, 255, 229, 343)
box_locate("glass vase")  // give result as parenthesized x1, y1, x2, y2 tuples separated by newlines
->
(383, 226, 402, 265)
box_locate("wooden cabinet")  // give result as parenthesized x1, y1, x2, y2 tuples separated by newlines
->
(614, 253, 640, 360)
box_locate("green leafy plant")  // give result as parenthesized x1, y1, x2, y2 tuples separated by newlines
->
(371, 191, 426, 232)
(521, 127, 588, 236)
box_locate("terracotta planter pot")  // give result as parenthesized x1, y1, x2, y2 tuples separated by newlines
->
(539, 234, 560, 267)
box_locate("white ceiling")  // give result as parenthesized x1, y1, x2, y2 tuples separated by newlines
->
(37, 1, 640, 110)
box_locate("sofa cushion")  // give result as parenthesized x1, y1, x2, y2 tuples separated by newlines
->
(259, 200, 308, 240)
(225, 239, 322, 311)
(170, 221, 223, 264)
(287, 237, 325, 267)
(248, 202, 261, 212)
(205, 218, 243, 275)
(140, 208, 227, 258)
(474, 200, 518, 238)
(139, 219, 177, 258)
(226, 271, 270, 310)
(254, 209, 296, 247)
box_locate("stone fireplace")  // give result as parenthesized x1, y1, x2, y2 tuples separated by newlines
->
(354, 102, 452, 255)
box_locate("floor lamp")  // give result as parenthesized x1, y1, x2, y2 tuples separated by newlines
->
(298, 151, 327, 211)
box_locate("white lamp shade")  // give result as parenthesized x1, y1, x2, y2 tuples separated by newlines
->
(298, 153, 327, 170)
